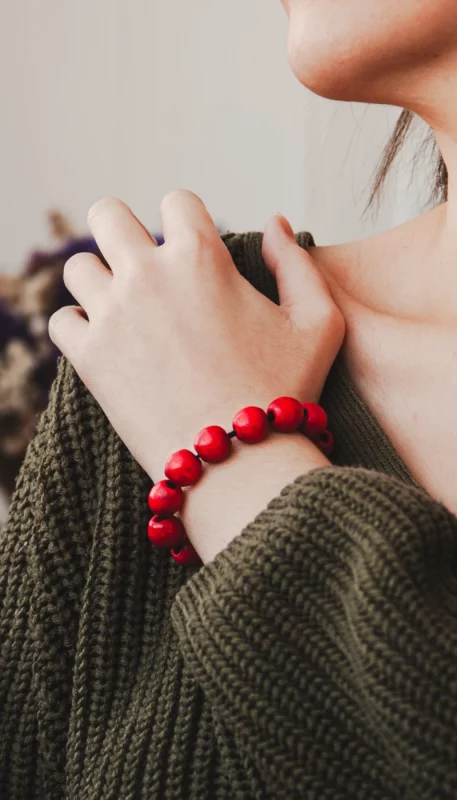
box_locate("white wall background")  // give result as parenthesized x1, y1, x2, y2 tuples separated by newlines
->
(1, 0, 435, 271)
(0, 0, 439, 523)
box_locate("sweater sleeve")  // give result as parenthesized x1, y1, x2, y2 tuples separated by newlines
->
(171, 465, 457, 800)
(0, 356, 155, 800)
(0, 358, 95, 799)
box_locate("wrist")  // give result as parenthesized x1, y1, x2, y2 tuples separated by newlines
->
(146, 397, 334, 566)
(180, 432, 330, 564)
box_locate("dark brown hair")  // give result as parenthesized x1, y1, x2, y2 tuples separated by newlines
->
(365, 109, 448, 214)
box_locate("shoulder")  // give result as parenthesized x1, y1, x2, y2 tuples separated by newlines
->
(220, 230, 316, 299)
(221, 230, 316, 260)
(221, 230, 316, 301)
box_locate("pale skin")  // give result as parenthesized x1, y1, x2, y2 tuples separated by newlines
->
(49, 200, 342, 564)
(282, 0, 457, 517)
(50, 0, 457, 563)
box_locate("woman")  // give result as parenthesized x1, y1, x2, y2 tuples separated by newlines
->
(1, 1, 457, 798)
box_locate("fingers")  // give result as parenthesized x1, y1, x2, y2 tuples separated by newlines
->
(87, 192, 217, 276)
(160, 189, 219, 244)
(63, 253, 112, 318)
(48, 305, 89, 362)
(262, 214, 336, 329)
(87, 198, 158, 272)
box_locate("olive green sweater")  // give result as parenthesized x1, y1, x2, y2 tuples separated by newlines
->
(1, 231, 457, 800)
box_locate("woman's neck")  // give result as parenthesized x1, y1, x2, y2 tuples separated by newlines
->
(308, 201, 457, 327)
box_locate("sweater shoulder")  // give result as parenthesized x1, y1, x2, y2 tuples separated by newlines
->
(220, 230, 316, 301)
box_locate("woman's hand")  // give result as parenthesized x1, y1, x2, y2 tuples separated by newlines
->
(49, 190, 345, 484)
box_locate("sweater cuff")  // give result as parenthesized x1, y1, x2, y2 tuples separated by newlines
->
(172, 465, 453, 625)
(170, 465, 457, 797)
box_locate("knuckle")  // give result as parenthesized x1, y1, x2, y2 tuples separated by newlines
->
(120, 267, 148, 298)
(315, 298, 339, 322)
(48, 306, 68, 335)
(319, 303, 346, 339)
(160, 190, 177, 211)
(179, 227, 208, 252)
(63, 253, 85, 280)
(327, 303, 346, 330)
(305, 299, 344, 334)
(161, 188, 193, 208)
(166, 233, 208, 266)
(87, 197, 124, 225)
(120, 251, 148, 280)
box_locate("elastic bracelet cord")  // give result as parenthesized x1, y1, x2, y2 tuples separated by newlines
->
(147, 397, 334, 567)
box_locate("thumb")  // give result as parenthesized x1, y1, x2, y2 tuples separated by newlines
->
(262, 214, 335, 329)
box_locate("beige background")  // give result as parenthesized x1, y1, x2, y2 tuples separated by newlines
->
(0, 0, 435, 274)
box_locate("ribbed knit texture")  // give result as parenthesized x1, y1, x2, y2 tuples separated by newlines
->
(1, 231, 457, 800)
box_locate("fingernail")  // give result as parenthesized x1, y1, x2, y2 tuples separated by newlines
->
(275, 213, 295, 239)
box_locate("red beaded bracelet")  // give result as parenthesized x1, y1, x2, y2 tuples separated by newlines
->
(147, 398, 334, 567)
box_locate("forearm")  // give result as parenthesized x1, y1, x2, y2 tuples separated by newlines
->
(180, 432, 330, 564)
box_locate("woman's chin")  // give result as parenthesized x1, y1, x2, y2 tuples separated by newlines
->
(287, 37, 395, 104)
(286, 24, 359, 99)
(288, 53, 360, 102)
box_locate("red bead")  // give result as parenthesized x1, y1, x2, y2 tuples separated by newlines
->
(232, 406, 269, 444)
(171, 538, 201, 567)
(194, 425, 232, 463)
(301, 403, 328, 437)
(165, 449, 202, 487)
(148, 515, 186, 549)
(314, 429, 334, 456)
(148, 480, 184, 515)
(267, 397, 304, 433)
